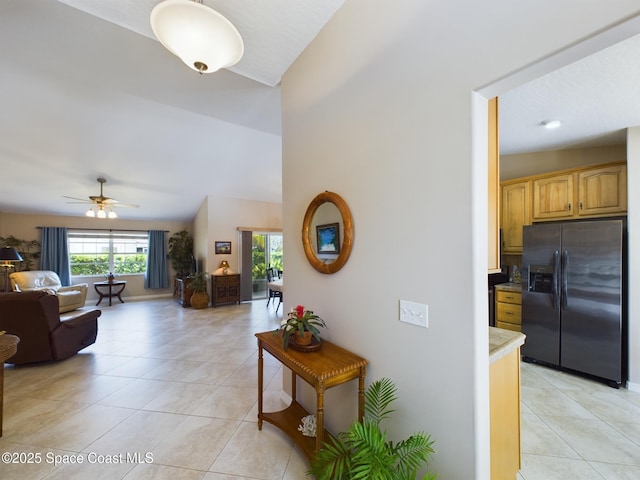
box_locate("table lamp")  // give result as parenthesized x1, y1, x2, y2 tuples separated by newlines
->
(219, 260, 230, 275)
(0, 247, 23, 292)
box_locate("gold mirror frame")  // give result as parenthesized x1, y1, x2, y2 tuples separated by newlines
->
(302, 191, 354, 274)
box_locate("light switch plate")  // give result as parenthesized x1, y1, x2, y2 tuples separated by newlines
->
(399, 300, 428, 328)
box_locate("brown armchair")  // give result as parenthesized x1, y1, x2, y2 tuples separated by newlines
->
(0, 291, 100, 365)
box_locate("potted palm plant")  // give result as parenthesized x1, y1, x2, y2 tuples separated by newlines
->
(188, 271, 209, 309)
(309, 377, 437, 480)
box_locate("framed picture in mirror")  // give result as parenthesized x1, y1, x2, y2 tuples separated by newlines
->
(316, 223, 340, 254)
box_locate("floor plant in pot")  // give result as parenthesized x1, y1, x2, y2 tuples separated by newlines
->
(188, 271, 209, 309)
(309, 377, 437, 480)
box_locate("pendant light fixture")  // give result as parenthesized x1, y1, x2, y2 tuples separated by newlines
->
(150, 0, 244, 74)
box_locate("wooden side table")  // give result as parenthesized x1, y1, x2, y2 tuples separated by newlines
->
(211, 274, 240, 307)
(0, 334, 19, 437)
(255, 331, 367, 460)
(93, 280, 126, 306)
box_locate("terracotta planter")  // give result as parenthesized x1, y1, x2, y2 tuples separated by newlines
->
(190, 292, 210, 309)
(295, 331, 313, 346)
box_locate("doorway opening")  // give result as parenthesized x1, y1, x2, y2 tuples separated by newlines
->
(250, 232, 283, 300)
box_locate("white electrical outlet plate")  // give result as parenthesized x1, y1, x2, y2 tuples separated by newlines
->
(399, 300, 428, 328)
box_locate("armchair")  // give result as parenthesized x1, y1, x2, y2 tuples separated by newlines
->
(0, 291, 100, 365)
(9, 270, 88, 313)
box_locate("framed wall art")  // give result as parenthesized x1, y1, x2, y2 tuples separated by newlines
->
(316, 223, 340, 254)
(215, 241, 232, 254)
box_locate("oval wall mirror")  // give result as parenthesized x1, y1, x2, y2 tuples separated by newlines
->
(302, 191, 354, 274)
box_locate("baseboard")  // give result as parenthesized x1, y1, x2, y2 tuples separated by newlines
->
(626, 380, 640, 392)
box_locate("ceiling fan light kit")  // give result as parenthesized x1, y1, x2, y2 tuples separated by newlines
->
(66, 178, 137, 219)
(150, 0, 244, 75)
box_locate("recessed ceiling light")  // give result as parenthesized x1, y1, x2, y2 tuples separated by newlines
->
(540, 120, 562, 129)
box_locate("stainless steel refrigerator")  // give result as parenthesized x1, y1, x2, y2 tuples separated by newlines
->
(522, 219, 625, 387)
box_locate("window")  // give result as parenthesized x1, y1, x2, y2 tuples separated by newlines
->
(68, 231, 148, 275)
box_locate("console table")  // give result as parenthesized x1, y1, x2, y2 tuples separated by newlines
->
(94, 280, 126, 306)
(255, 331, 367, 460)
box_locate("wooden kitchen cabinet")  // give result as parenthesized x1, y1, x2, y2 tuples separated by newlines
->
(531, 162, 626, 222)
(495, 288, 522, 332)
(211, 274, 241, 307)
(532, 173, 574, 220)
(578, 163, 627, 216)
(488, 97, 501, 273)
(490, 333, 523, 480)
(501, 180, 530, 254)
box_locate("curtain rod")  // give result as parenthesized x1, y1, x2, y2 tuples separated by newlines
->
(37, 227, 169, 233)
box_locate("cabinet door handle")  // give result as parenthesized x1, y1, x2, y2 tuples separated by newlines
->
(579, 202, 583, 210)
(567, 203, 572, 211)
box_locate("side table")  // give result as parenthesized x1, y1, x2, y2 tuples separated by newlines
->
(0, 334, 19, 437)
(94, 280, 126, 306)
(255, 331, 367, 460)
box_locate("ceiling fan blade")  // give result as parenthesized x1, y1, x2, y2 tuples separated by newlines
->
(110, 203, 140, 208)
(63, 195, 92, 202)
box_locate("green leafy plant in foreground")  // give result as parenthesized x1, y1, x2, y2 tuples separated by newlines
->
(309, 377, 437, 480)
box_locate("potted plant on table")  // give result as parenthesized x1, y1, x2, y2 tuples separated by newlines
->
(309, 377, 437, 480)
(278, 304, 326, 349)
(188, 271, 209, 309)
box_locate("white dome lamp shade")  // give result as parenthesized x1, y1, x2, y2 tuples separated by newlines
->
(150, 0, 244, 74)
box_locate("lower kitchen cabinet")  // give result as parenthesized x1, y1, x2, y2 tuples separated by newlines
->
(490, 339, 522, 480)
(495, 286, 522, 332)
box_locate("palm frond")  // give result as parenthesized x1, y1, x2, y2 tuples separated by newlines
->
(364, 377, 397, 424)
(393, 433, 436, 478)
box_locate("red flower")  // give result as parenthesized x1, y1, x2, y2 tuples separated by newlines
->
(295, 304, 305, 318)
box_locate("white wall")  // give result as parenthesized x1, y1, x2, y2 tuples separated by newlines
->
(204, 195, 283, 274)
(501, 144, 627, 180)
(281, 1, 640, 478)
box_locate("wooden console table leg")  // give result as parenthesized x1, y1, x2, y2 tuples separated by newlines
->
(316, 384, 325, 451)
(257, 342, 263, 430)
(358, 366, 366, 421)
(291, 369, 297, 402)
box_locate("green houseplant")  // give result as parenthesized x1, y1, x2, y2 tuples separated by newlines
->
(309, 377, 437, 480)
(168, 230, 194, 278)
(187, 271, 209, 309)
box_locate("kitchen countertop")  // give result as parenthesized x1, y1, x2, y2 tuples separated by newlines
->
(489, 327, 525, 363)
(494, 282, 522, 292)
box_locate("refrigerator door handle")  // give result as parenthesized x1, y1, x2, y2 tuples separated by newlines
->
(553, 250, 561, 310)
(561, 250, 569, 310)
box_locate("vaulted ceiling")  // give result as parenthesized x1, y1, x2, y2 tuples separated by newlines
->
(0, 1, 638, 221)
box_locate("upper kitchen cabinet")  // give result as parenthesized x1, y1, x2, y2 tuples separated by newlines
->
(531, 162, 626, 222)
(532, 173, 574, 220)
(578, 163, 627, 216)
(501, 180, 530, 254)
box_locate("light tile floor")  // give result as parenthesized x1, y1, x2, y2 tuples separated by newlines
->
(518, 360, 640, 480)
(2, 298, 640, 479)
(1, 298, 308, 480)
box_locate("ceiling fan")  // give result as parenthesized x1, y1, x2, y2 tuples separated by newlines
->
(64, 178, 139, 218)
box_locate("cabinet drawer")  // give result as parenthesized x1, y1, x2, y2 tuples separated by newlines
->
(496, 302, 521, 325)
(495, 290, 521, 305)
(496, 320, 521, 332)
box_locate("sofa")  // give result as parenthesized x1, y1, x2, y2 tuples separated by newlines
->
(0, 291, 100, 365)
(10, 270, 88, 313)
